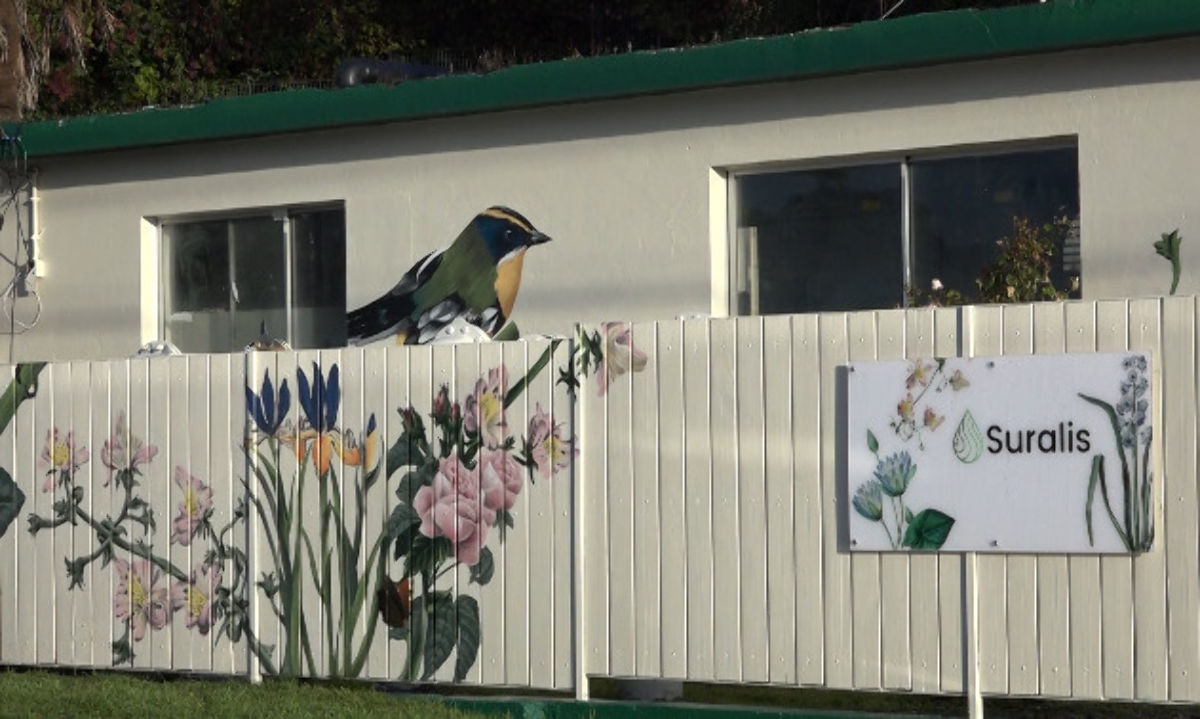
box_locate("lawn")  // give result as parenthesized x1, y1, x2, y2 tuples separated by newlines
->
(0, 670, 490, 719)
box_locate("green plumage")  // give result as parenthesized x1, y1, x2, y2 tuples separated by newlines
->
(346, 206, 550, 345)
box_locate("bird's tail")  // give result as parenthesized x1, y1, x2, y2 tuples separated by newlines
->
(346, 294, 415, 346)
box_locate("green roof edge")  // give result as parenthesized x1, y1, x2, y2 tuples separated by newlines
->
(8, 0, 1200, 158)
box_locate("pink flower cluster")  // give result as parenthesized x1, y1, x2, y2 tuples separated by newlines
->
(113, 558, 221, 641)
(413, 449, 523, 566)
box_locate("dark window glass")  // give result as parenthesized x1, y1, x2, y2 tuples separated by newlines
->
(734, 164, 903, 313)
(161, 206, 346, 353)
(910, 147, 1080, 299)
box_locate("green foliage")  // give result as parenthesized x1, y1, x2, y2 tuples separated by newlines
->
(18, 0, 1043, 119)
(908, 215, 1080, 307)
(1153, 229, 1183, 295)
(976, 215, 1077, 303)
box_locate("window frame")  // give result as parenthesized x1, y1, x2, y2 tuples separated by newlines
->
(152, 201, 345, 353)
(723, 136, 1079, 315)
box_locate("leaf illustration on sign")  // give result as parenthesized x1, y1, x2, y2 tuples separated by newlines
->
(902, 509, 955, 550)
(953, 410, 986, 464)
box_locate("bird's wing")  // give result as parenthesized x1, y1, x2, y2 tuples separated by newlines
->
(346, 249, 444, 345)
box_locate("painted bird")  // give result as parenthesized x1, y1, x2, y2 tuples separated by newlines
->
(346, 206, 551, 346)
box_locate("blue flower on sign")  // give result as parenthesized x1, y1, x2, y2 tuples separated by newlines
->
(874, 451, 916, 498)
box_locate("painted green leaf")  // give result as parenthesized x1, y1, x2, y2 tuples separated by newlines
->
(422, 591, 458, 680)
(904, 506, 914, 525)
(952, 410, 985, 464)
(0, 466, 24, 539)
(902, 509, 955, 550)
(454, 595, 481, 682)
(469, 547, 494, 586)
(404, 535, 452, 578)
(866, 429, 879, 455)
(403, 595, 425, 681)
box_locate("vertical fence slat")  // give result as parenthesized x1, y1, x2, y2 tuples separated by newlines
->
(1001, 304, 1039, 697)
(1163, 296, 1200, 701)
(0, 366, 18, 663)
(53, 362, 77, 667)
(709, 319, 741, 681)
(1031, 302, 1071, 698)
(967, 305, 1008, 696)
(847, 312, 881, 691)
(550, 341, 575, 690)
(736, 318, 768, 683)
(630, 323, 662, 679)
(1095, 299, 1135, 700)
(932, 306, 963, 695)
(209, 353, 239, 677)
(383, 345, 410, 681)
(762, 315, 796, 685)
(1130, 298, 1168, 700)
(904, 308, 939, 694)
(500, 341, 531, 687)
(33, 363, 56, 665)
(602, 323, 637, 677)
(876, 310, 912, 691)
(1064, 300, 1103, 699)
(793, 315, 824, 686)
(524, 339, 559, 689)
(820, 313, 852, 689)
(581, 324, 611, 682)
(86, 362, 114, 670)
(683, 318, 714, 680)
(657, 321, 688, 680)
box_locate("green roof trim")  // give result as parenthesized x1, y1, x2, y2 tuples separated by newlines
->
(9, 0, 1200, 158)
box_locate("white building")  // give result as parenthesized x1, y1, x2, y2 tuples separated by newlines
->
(1, 0, 1196, 361)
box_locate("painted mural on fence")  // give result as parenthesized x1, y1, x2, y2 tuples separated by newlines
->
(1, 320, 648, 679)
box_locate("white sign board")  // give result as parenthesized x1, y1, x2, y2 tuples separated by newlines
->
(846, 352, 1154, 554)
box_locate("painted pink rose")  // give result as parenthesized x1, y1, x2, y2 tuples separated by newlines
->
(412, 455, 495, 566)
(100, 411, 158, 486)
(463, 366, 507, 448)
(171, 562, 222, 635)
(38, 428, 89, 492)
(113, 558, 170, 641)
(527, 403, 576, 480)
(597, 322, 648, 397)
(478, 447, 523, 512)
(171, 467, 213, 546)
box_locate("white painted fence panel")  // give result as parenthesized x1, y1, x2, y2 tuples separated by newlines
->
(0, 299, 1198, 710)
(580, 300, 1199, 706)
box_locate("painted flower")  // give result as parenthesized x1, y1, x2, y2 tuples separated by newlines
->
(296, 363, 340, 474)
(100, 411, 158, 486)
(896, 393, 915, 423)
(527, 403, 575, 480)
(464, 367, 507, 449)
(333, 414, 378, 469)
(113, 558, 170, 641)
(949, 369, 969, 391)
(478, 447, 523, 512)
(412, 455, 495, 566)
(245, 369, 291, 437)
(171, 467, 214, 546)
(853, 480, 884, 522)
(598, 322, 648, 397)
(874, 451, 916, 498)
(905, 360, 935, 390)
(38, 428, 89, 492)
(923, 407, 945, 431)
(171, 562, 222, 635)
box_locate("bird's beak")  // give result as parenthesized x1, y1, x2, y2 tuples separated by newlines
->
(529, 231, 551, 246)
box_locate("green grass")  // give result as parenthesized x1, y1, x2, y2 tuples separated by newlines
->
(0, 670, 492, 719)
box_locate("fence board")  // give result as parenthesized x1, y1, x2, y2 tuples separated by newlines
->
(904, 308, 938, 694)
(735, 318, 768, 683)
(657, 321, 688, 680)
(847, 311, 881, 691)
(709, 320, 741, 682)
(1031, 302, 1071, 698)
(792, 314, 823, 687)
(1095, 300, 1135, 700)
(1162, 296, 1200, 701)
(762, 315, 796, 685)
(682, 318, 715, 680)
(819, 313, 852, 689)
(630, 324, 662, 679)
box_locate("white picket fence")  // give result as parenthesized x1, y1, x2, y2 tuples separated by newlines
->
(2, 298, 1199, 711)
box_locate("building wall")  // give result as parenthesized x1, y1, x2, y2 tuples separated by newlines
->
(10, 35, 1200, 361)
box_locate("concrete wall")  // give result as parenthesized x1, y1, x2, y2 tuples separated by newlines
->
(9, 35, 1200, 361)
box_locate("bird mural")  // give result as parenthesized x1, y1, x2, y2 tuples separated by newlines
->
(346, 206, 551, 346)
